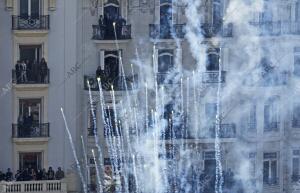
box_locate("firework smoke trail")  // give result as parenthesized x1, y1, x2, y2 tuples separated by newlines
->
(215, 47, 224, 193)
(80, 136, 90, 190)
(60, 108, 87, 193)
(92, 149, 103, 193)
(87, 80, 104, 191)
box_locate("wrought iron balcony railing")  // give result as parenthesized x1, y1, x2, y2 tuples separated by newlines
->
(92, 24, 131, 40)
(292, 119, 300, 128)
(243, 71, 289, 87)
(250, 21, 300, 36)
(292, 174, 300, 182)
(207, 123, 237, 138)
(200, 23, 233, 38)
(12, 123, 50, 138)
(263, 177, 279, 185)
(156, 72, 181, 85)
(149, 24, 185, 39)
(264, 122, 280, 132)
(12, 15, 50, 30)
(88, 127, 97, 136)
(202, 71, 226, 83)
(12, 69, 50, 84)
(84, 74, 138, 91)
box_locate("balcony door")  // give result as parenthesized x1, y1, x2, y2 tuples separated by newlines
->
(20, 45, 41, 64)
(160, 0, 172, 37)
(104, 51, 119, 81)
(203, 151, 216, 193)
(206, 48, 220, 71)
(19, 152, 42, 170)
(19, 99, 42, 125)
(19, 0, 41, 18)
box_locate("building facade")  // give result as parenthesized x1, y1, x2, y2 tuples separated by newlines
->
(0, 0, 300, 193)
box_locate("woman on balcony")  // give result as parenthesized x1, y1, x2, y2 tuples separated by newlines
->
(40, 58, 48, 83)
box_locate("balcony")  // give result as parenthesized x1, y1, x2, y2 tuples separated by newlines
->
(243, 71, 289, 87)
(292, 119, 300, 128)
(12, 69, 50, 85)
(200, 23, 233, 38)
(264, 122, 280, 132)
(205, 123, 237, 138)
(12, 123, 50, 138)
(0, 180, 66, 193)
(263, 177, 279, 186)
(12, 15, 50, 30)
(88, 127, 97, 137)
(149, 24, 185, 39)
(250, 21, 300, 36)
(92, 24, 131, 40)
(292, 174, 300, 183)
(84, 74, 138, 91)
(202, 71, 226, 83)
(156, 72, 180, 85)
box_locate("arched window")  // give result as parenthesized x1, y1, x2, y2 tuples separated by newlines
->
(104, 0, 120, 20)
(158, 49, 174, 73)
(206, 48, 220, 71)
(104, 51, 119, 79)
(160, 0, 172, 37)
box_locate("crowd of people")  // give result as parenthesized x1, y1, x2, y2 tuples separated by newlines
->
(15, 58, 48, 84)
(0, 167, 64, 182)
(97, 13, 128, 39)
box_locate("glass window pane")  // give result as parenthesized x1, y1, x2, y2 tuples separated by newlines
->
(293, 158, 300, 175)
(263, 161, 269, 182)
(31, 0, 40, 17)
(271, 160, 277, 180)
(20, 0, 29, 16)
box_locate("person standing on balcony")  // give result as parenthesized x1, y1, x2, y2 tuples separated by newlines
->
(15, 60, 22, 83)
(47, 167, 55, 180)
(41, 168, 47, 180)
(55, 167, 65, 180)
(36, 169, 43, 180)
(40, 58, 48, 83)
(98, 15, 105, 39)
(5, 168, 13, 181)
(21, 60, 27, 83)
(15, 170, 22, 181)
(25, 60, 32, 82)
(23, 112, 33, 137)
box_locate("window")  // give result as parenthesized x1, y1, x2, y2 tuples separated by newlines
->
(263, 152, 278, 185)
(294, 47, 300, 76)
(206, 48, 220, 71)
(160, 0, 172, 26)
(104, 108, 122, 137)
(205, 103, 217, 125)
(296, 1, 300, 22)
(19, 98, 42, 125)
(249, 153, 256, 178)
(259, 1, 273, 23)
(292, 150, 300, 182)
(264, 97, 280, 132)
(242, 103, 257, 132)
(212, 0, 222, 26)
(20, 0, 41, 18)
(19, 152, 42, 170)
(293, 104, 300, 128)
(158, 49, 174, 73)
